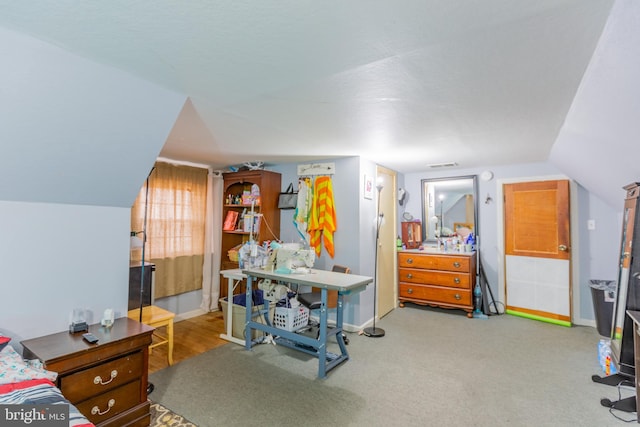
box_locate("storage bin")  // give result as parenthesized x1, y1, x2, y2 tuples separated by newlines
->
(219, 296, 274, 340)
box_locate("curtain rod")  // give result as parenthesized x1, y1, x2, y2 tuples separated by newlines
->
(156, 157, 213, 172)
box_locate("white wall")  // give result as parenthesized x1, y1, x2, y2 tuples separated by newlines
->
(0, 201, 131, 344)
(0, 26, 188, 342)
(0, 26, 185, 208)
(551, 0, 640, 209)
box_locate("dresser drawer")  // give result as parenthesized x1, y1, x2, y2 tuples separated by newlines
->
(399, 283, 472, 306)
(59, 351, 143, 403)
(398, 268, 470, 289)
(97, 401, 150, 427)
(76, 379, 141, 425)
(398, 253, 470, 272)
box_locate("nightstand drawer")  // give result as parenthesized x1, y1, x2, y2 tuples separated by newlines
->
(399, 283, 472, 306)
(59, 351, 143, 403)
(76, 379, 141, 425)
(398, 268, 470, 289)
(398, 253, 470, 272)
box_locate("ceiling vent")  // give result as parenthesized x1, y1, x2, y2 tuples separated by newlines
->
(427, 162, 458, 168)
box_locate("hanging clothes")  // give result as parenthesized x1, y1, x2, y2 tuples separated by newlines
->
(308, 176, 337, 258)
(293, 177, 313, 244)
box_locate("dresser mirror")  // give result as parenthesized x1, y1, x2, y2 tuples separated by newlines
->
(421, 175, 478, 244)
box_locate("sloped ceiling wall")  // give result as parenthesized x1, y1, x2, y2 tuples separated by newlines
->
(551, 0, 640, 208)
(0, 27, 186, 208)
(0, 0, 615, 174)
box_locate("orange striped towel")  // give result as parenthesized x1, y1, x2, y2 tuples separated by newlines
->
(308, 176, 337, 258)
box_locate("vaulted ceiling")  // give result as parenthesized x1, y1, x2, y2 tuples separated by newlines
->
(0, 0, 616, 174)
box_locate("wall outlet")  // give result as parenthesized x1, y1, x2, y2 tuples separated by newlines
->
(588, 219, 596, 230)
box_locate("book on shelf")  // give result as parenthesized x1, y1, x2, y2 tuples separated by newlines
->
(223, 210, 239, 231)
(242, 214, 261, 234)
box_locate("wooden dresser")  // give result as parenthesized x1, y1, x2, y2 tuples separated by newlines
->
(22, 317, 154, 427)
(398, 250, 477, 317)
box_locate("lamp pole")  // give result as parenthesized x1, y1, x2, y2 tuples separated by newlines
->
(138, 168, 155, 395)
(363, 181, 386, 338)
(439, 194, 444, 238)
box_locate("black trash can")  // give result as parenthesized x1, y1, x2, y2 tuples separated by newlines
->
(590, 280, 616, 337)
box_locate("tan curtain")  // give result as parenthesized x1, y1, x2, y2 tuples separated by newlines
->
(131, 162, 208, 298)
(200, 172, 224, 311)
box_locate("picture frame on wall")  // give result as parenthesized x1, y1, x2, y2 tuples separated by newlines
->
(364, 174, 373, 200)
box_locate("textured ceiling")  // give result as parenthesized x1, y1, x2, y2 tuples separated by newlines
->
(0, 0, 614, 173)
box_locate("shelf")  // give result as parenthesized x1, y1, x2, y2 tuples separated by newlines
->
(220, 170, 281, 301)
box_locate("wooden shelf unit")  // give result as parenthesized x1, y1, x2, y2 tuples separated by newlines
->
(220, 170, 281, 301)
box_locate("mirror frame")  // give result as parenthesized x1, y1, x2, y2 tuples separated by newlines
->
(420, 175, 479, 244)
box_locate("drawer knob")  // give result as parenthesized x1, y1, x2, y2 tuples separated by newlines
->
(454, 294, 461, 300)
(407, 273, 413, 279)
(407, 258, 413, 264)
(453, 262, 461, 268)
(454, 277, 460, 284)
(94, 370, 118, 386)
(407, 288, 413, 294)
(91, 399, 115, 416)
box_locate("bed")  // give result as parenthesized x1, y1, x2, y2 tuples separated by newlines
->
(0, 336, 94, 427)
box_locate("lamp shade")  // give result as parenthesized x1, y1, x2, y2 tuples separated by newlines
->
(130, 234, 143, 249)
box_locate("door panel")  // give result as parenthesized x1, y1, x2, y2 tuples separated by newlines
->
(504, 180, 571, 325)
(504, 180, 570, 260)
(377, 166, 396, 319)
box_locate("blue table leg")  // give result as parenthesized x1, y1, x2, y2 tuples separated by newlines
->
(317, 287, 328, 378)
(335, 292, 348, 355)
(241, 274, 353, 378)
(245, 275, 253, 350)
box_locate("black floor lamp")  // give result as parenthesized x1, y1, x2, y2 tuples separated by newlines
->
(131, 169, 154, 394)
(363, 180, 386, 338)
(131, 171, 152, 323)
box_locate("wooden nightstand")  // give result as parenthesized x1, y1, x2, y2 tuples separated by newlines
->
(21, 317, 154, 427)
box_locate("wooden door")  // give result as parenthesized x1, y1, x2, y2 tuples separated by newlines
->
(504, 180, 571, 325)
(377, 166, 397, 319)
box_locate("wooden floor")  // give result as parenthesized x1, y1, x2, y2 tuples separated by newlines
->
(148, 310, 229, 374)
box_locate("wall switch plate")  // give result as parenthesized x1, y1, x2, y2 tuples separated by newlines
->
(588, 219, 596, 230)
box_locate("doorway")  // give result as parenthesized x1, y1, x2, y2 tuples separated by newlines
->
(376, 166, 397, 319)
(498, 177, 577, 326)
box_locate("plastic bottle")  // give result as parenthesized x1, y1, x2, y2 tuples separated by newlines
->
(396, 236, 403, 250)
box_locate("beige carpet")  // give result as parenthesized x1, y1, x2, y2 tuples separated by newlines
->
(150, 401, 197, 427)
(149, 306, 632, 426)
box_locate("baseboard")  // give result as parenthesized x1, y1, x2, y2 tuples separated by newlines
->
(506, 309, 571, 327)
(573, 317, 597, 329)
(174, 308, 208, 323)
(307, 314, 367, 333)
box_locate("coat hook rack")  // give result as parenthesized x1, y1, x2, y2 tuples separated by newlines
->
(297, 162, 335, 176)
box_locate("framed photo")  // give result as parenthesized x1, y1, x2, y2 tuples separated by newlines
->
(364, 174, 373, 200)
